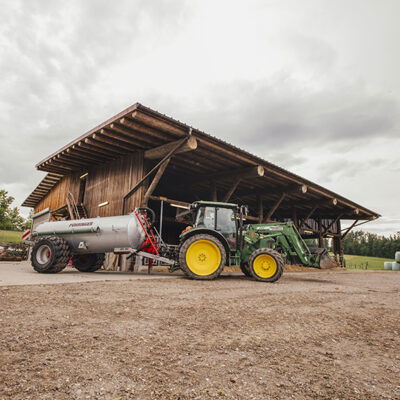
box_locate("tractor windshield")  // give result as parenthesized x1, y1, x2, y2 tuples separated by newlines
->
(216, 208, 236, 234)
(216, 207, 237, 249)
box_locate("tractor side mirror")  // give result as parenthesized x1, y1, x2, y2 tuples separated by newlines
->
(240, 205, 248, 217)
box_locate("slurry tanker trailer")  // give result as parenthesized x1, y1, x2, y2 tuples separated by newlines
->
(29, 201, 334, 282)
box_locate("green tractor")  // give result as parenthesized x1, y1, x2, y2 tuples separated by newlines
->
(176, 201, 335, 282)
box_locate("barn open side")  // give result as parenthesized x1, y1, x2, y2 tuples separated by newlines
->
(22, 103, 380, 268)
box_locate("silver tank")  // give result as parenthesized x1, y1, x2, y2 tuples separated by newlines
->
(33, 214, 146, 254)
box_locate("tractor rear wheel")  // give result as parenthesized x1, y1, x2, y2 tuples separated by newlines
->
(31, 236, 71, 273)
(179, 234, 226, 280)
(248, 248, 284, 282)
(239, 262, 251, 277)
(73, 253, 105, 272)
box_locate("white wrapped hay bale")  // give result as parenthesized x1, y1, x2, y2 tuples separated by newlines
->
(392, 262, 400, 271)
(384, 262, 392, 270)
(395, 251, 400, 263)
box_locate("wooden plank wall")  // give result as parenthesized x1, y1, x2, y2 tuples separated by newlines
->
(34, 152, 145, 217)
(34, 175, 79, 213)
(84, 152, 144, 217)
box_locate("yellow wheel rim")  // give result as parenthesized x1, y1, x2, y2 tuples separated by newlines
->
(185, 240, 221, 276)
(253, 254, 278, 278)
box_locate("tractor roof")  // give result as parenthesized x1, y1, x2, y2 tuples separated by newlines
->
(192, 201, 238, 209)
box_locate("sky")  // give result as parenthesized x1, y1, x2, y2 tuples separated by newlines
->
(0, 0, 399, 235)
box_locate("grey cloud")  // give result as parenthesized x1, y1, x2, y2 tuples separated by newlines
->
(0, 0, 189, 208)
(192, 80, 398, 150)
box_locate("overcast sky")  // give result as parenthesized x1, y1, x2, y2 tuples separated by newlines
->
(0, 0, 399, 235)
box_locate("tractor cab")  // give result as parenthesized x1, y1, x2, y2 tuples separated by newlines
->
(189, 201, 242, 250)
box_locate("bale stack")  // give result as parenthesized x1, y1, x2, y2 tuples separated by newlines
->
(384, 251, 400, 270)
(393, 251, 400, 270)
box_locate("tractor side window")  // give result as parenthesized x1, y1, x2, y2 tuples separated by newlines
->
(195, 207, 215, 229)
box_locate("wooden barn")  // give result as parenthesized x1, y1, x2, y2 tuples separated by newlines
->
(22, 103, 379, 268)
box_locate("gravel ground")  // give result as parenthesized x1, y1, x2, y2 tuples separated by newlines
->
(0, 271, 399, 400)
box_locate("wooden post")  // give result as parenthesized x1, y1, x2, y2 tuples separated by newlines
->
(337, 219, 344, 267)
(142, 158, 171, 206)
(223, 178, 241, 202)
(317, 216, 324, 247)
(292, 208, 298, 228)
(265, 193, 286, 221)
(257, 195, 263, 223)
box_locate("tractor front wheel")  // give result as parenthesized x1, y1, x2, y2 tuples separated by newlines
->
(248, 248, 284, 282)
(179, 234, 226, 280)
(73, 253, 105, 272)
(31, 236, 71, 273)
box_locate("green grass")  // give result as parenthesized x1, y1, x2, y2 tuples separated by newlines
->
(0, 230, 22, 243)
(344, 254, 394, 270)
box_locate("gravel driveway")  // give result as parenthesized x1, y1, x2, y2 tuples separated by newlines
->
(0, 270, 399, 399)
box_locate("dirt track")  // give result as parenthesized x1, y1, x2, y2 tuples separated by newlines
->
(0, 271, 399, 399)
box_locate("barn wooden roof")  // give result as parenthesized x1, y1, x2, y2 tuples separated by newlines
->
(22, 103, 379, 221)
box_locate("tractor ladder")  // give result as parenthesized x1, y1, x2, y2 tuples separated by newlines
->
(66, 192, 88, 220)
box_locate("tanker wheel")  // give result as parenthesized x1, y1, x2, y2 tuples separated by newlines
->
(73, 253, 105, 272)
(248, 248, 284, 282)
(239, 262, 251, 277)
(179, 234, 226, 280)
(31, 236, 71, 273)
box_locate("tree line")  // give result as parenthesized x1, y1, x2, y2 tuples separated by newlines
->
(0, 189, 31, 231)
(343, 230, 400, 259)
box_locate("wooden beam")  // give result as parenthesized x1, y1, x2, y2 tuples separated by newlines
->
(67, 147, 110, 162)
(120, 117, 172, 141)
(223, 178, 241, 202)
(56, 155, 87, 168)
(78, 140, 119, 157)
(341, 220, 359, 239)
(60, 152, 99, 165)
(100, 128, 145, 149)
(142, 158, 171, 206)
(48, 157, 80, 169)
(184, 165, 264, 187)
(144, 136, 197, 160)
(235, 182, 306, 199)
(94, 132, 135, 151)
(84, 137, 125, 155)
(40, 166, 71, 174)
(299, 205, 319, 228)
(110, 123, 157, 146)
(132, 110, 187, 137)
(150, 196, 190, 209)
(322, 214, 343, 235)
(265, 193, 286, 220)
